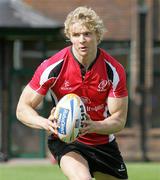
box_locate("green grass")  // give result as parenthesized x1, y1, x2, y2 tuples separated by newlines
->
(0, 164, 67, 180)
(127, 162, 160, 180)
(0, 162, 160, 180)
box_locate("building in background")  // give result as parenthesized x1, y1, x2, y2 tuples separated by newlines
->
(0, 0, 160, 161)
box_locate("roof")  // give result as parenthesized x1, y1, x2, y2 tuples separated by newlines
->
(23, 0, 134, 40)
(0, 0, 62, 28)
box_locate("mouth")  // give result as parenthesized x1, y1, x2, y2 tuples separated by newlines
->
(80, 46, 87, 52)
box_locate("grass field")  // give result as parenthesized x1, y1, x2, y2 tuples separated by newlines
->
(0, 162, 160, 180)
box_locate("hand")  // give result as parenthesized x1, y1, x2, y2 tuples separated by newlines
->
(47, 107, 59, 135)
(79, 114, 97, 135)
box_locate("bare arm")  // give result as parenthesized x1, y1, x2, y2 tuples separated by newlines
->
(16, 85, 55, 132)
(81, 96, 128, 135)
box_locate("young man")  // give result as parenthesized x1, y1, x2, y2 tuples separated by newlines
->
(16, 7, 128, 180)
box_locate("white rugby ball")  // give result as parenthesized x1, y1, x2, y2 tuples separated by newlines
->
(54, 93, 86, 143)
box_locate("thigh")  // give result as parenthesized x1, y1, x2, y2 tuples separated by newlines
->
(60, 151, 92, 180)
(94, 172, 128, 180)
(86, 141, 128, 179)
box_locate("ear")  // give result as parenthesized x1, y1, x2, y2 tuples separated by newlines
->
(96, 34, 100, 44)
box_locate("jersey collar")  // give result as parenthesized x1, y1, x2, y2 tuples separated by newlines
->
(70, 46, 100, 71)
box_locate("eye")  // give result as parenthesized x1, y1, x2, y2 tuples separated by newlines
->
(72, 33, 80, 37)
(84, 32, 91, 36)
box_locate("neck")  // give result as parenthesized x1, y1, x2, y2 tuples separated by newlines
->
(72, 47, 97, 68)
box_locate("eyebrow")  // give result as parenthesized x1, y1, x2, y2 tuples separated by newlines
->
(71, 31, 91, 35)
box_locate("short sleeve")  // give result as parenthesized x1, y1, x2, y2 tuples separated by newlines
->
(108, 64, 128, 98)
(29, 60, 56, 95)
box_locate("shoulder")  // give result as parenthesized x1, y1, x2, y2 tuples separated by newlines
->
(44, 46, 70, 65)
(31, 47, 71, 83)
(49, 46, 71, 61)
(99, 48, 125, 72)
(38, 46, 71, 72)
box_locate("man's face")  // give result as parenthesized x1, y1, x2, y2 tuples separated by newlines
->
(69, 22, 98, 59)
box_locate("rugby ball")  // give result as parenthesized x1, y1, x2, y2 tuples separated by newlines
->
(54, 93, 86, 143)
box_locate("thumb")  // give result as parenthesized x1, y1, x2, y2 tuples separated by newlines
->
(48, 107, 56, 121)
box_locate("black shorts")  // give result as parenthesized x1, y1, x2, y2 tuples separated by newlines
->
(48, 137, 128, 179)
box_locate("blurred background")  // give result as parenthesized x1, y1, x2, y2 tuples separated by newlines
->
(0, 0, 159, 162)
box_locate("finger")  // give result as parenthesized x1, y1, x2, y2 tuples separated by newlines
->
(81, 114, 89, 127)
(81, 119, 91, 127)
(47, 120, 58, 135)
(53, 120, 60, 128)
(85, 113, 90, 120)
(79, 128, 88, 135)
(79, 124, 90, 134)
(48, 114, 54, 121)
(48, 128, 58, 135)
(48, 126, 55, 133)
(48, 107, 56, 120)
(50, 107, 56, 114)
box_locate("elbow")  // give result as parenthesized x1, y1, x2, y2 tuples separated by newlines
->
(117, 118, 127, 132)
(16, 107, 20, 121)
(119, 123, 125, 132)
(16, 104, 22, 121)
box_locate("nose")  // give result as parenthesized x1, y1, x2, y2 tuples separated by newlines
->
(79, 34, 85, 43)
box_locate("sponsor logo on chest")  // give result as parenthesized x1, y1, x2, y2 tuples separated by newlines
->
(61, 80, 72, 90)
(60, 79, 111, 92)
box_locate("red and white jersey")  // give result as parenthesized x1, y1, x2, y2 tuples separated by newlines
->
(29, 46, 128, 145)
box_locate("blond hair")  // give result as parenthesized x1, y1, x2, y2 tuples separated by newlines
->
(64, 7, 105, 44)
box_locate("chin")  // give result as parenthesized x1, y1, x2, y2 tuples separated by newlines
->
(80, 51, 88, 56)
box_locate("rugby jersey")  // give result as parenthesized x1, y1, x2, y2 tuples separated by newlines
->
(29, 46, 128, 145)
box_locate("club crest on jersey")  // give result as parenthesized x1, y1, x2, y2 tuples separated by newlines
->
(97, 79, 111, 92)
